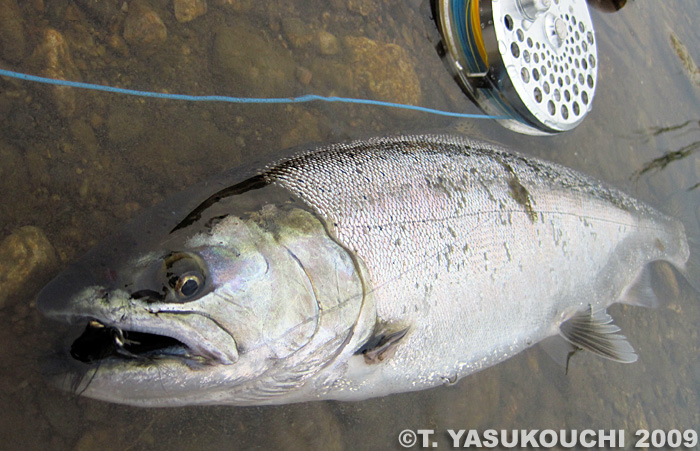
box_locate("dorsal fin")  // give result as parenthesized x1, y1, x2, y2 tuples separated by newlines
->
(559, 306, 638, 363)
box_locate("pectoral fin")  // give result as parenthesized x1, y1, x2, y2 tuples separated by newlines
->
(354, 325, 410, 364)
(559, 306, 638, 363)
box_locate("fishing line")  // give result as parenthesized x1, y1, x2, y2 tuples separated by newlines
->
(0, 68, 506, 120)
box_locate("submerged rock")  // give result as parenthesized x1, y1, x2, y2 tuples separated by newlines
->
(212, 0, 253, 13)
(123, 1, 167, 51)
(317, 30, 340, 56)
(0, 227, 58, 309)
(282, 18, 315, 49)
(173, 0, 207, 23)
(344, 36, 421, 106)
(73, 0, 122, 24)
(30, 28, 80, 118)
(348, 0, 377, 16)
(0, 0, 27, 63)
(212, 22, 296, 97)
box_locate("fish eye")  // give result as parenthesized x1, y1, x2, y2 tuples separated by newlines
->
(175, 273, 202, 299)
(161, 252, 208, 302)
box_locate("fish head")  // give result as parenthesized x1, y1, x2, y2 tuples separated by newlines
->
(37, 181, 373, 406)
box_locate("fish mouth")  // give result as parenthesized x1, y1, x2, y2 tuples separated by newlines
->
(70, 319, 195, 364)
(38, 280, 240, 366)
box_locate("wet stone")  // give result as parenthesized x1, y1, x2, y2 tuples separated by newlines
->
(295, 66, 312, 85)
(123, 1, 167, 51)
(173, 0, 207, 23)
(212, 21, 296, 97)
(344, 36, 422, 106)
(0, 226, 58, 309)
(0, 0, 26, 63)
(30, 28, 80, 118)
(309, 58, 354, 94)
(282, 17, 315, 49)
(317, 30, 340, 55)
(348, 0, 377, 16)
(279, 109, 321, 149)
(212, 0, 253, 13)
(73, 0, 121, 24)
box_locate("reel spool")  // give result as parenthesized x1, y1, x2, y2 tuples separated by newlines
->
(434, 0, 598, 135)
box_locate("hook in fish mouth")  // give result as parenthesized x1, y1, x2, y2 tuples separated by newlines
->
(70, 319, 200, 364)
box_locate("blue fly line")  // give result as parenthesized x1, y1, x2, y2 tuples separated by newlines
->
(0, 68, 506, 120)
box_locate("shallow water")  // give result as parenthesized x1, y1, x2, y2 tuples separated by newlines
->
(0, 1, 698, 449)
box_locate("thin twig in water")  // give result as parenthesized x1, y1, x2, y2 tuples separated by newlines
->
(633, 141, 700, 189)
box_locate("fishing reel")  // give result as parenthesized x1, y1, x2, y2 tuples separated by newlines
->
(432, 0, 598, 135)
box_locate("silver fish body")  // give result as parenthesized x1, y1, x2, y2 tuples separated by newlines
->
(37, 135, 691, 406)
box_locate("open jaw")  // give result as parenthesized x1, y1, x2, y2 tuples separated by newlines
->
(70, 319, 209, 365)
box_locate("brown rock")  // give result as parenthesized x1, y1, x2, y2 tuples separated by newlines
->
(173, 0, 207, 23)
(212, 0, 253, 12)
(295, 66, 312, 85)
(317, 30, 339, 56)
(123, 1, 167, 51)
(344, 36, 421, 105)
(348, 0, 377, 16)
(0, 227, 58, 309)
(30, 28, 80, 118)
(282, 18, 314, 49)
(0, 0, 26, 63)
(212, 22, 296, 97)
(309, 58, 354, 93)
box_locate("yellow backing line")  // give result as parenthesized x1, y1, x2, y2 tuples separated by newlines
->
(470, 0, 488, 67)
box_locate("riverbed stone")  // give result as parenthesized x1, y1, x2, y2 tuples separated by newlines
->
(0, 227, 58, 309)
(30, 28, 80, 118)
(317, 30, 340, 55)
(212, 0, 253, 13)
(174, 0, 207, 23)
(344, 36, 421, 106)
(212, 21, 296, 97)
(123, 1, 167, 51)
(348, 0, 377, 16)
(0, 0, 26, 63)
(282, 17, 314, 49)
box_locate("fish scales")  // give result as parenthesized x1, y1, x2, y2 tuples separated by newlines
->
(36, 134, 692, 406)
(264, 135, 687, 399)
